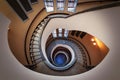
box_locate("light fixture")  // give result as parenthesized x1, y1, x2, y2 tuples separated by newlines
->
(93, 42, 97, 45)
(91, 38, 95, 42)
(91, 38, 97, 46)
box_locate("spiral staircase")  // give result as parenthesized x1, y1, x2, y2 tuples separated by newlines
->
(25, 11, 96, 75)
(23, 0, 119, 76)
(0, 0, 120, 80)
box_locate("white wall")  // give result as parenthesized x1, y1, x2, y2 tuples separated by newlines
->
(0, 6, 120, 80)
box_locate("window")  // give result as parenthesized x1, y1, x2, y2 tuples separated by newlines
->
(52, 30, 57, 38)
(68, 0, 78, 12)
(19, 0, 32, 12)
(71, 31, 76, 36)
(57, 0, 65, 11)
(76, 31, 81, 37)
(52, 28, 69, 38)
(80, 32, 87, 39)
(44, 0, 54, 12)
(58, 28, 62, 37)
(6, 0, 28, 21)
(30, 0, 38, 4)
(64, 29, 69, 37)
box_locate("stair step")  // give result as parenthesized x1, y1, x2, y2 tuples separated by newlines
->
(37, 25, 43, 29)
(44, 18, 49, 22)
(36, 29, 42, 34)
(35, 32, 41, 36)
(33, 33, 41, 38)
(34, 56, 41, 59)
(32, 48, 40, 52)
(32, 36, 40, 41)
(35, 59, 43, 63)
(30, 45, 39, 49)
(31, 52, 40, 55)
(32, 57, 42, 61)
(31, 43, 39, 45)
(30, 48, 40, 52)
(30, 40, 39, 44)
(31, 54, 41, 57)
(31, 39, 39, 42)
(41, 22, 45, 26)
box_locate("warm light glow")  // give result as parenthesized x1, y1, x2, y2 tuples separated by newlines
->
(91, 38, 96, 45)
(95, 38, 109, 55)
(93, 42, 97, 45)
(91, 38, 95, 42)
(95, 38, 107, 49)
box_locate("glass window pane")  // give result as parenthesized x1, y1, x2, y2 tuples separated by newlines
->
(53, 33, 57, 38)
(6, 0, 28, 21)
(58, 28, 63, 37)
(58, 28, 62, 33)
(64, 33, 68, 37)
(64, 29, 68, 33)
(30, 0, 38, 4)
(58, 33, 62, 37)
(68, 0, 78, 12)
(52, 30, 57, 38)
(44, 0, 54, 12)
(19, 0, 32, 12)
(53, 30, 57, 33)
(64, 29, 69, 37)
(57, 0, 65, 11)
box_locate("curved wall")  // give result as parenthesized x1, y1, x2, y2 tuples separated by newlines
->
(0, 6, 120, 80)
